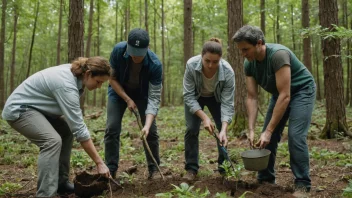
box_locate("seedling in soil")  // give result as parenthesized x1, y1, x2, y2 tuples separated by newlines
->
(155, 182, 210, 198)
(220, 161, 244, 191)
(119, 172, 135, 184)
(0, 182, 22, 196)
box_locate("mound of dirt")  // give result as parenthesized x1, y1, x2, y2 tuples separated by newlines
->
(74, 171, 109, 198)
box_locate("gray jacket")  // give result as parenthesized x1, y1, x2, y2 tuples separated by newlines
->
(2, 64, 90, 142)
(183, 55, 235, 124)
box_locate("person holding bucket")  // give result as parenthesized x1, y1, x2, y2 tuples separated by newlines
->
(182, 38, 235, 181)
(232, 25, 316, 197)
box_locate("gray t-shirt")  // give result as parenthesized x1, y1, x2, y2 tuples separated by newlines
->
(271, 50, 291, 72)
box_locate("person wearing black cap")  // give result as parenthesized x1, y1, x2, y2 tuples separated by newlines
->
(105, 28, 162, 180)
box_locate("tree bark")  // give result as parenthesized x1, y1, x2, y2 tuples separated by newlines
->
(319, 0, 351, 138)
(227, 0, 247, 136)
(85, 0, 94, 58)
(183, 0, 192, 70)
(302, 0, 312, 73)
(57, 0, 63, 65)
(68, 0, 85, 114)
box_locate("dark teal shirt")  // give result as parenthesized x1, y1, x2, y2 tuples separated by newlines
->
(244, 43, 315, 96)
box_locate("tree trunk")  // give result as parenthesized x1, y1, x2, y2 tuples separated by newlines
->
(302, 0, 312, 73)
(276, 0, 280, 44)
(319, 0, 351, 138)
(183, 0, 192, 70)
(153, 0, 157, 53)
(10, 6, 18, 94)
(260, 0, 265, 35)
(85, 0, 94, 58)
(124, 0, 130, 41)
(161, 0, 165, 106)
(342, 0, 349, 105)
(68, 0, 85, 114)
(26, 1, 39, 78)
(290, 4, 296, 52)
(227, 0, 247, 136)
(145, 0, 148, 31)
(139, 0, 142, 27)
(115, 1, 119, 43)
(57, 0, 63, 65)
(313, 36, 322, 100)
(349, 20, 352, 106)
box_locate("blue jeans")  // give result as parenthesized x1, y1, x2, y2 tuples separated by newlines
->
(258, 85, 316, 190)
(104, 98, 160, 174)
(184, 96, 225, 173)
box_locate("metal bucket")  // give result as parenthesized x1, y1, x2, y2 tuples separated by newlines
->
(241, 149, 271, 171)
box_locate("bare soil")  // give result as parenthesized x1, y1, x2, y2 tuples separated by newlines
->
(1, 134, 351, 198)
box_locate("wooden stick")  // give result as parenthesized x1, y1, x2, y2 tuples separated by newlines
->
(132, 109, 165, 180)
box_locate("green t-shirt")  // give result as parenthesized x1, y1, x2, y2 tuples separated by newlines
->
(244, 43, 315, 96)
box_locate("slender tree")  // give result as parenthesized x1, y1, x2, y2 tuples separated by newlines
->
(276, 0, 280, 44)
(57, 0, 63, 65)
(161, 0, 165, 106)
(0, 0, 6, 106)
(319, 0, 351, 138)
(227, 0, 246, 136)
(115, 1, 118, 43)
(145, 0, 148, 31)
(260, 0, 265, 35)
(302, 0, 312, 72)
(26, 0, 40, 78)
(183, 0, 192, 70)
(10, 4, 18, 93)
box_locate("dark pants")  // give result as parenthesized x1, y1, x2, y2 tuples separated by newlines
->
(258, 86, 316, 190)
(8, 108, 73, 197)
(104, 98, 160, 174)
(184, 96, 225, 173)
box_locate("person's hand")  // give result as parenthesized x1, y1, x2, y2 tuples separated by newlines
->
(141, 126, 149, 137)
(96, 162, 110, 178)
(202, 117, 215, 135)
(218, 130, 228, 146)
(255, 130, 272, 149)
(126, 98, 137, 111)
(248, 129, 255, 149)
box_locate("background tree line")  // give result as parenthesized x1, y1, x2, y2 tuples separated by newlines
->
(0, 0, 351, 139)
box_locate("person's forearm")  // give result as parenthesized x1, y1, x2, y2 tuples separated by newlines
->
(195, 109, 208, 121)
(266, 94, 290, 132)
(80, 139, 104, 165)
(220, 121, 228, 133)
(246, 98, 258, 131)
(109, 79, 130, 102)
(144, 114, 155, 129)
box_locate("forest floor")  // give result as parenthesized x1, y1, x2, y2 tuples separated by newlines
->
(0, 102, 351, 198)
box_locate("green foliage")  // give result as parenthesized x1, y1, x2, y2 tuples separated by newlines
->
(71, 150, 93, 168)
(220, 161, 244, 181)
(343, 180, 352, 197)
(310, 147, 352, 167)
(118, 172, 134, 184)
(215, 192, 230, 198)
(155, 182, 210, 198)
(0, 182, 22, 196)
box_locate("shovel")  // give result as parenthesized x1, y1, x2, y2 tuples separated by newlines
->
(212, 132, 236, 173)
(131, 109, 165, 180)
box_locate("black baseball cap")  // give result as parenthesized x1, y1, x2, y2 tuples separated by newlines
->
(127, 28, 150, 57)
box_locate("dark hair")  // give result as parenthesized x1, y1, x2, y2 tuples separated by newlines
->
(71, 56, 111, 78)
(201, 37, 223, 56)
(232, 25, 266, 45)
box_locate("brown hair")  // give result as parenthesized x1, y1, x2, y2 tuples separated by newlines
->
(71, 56, 111, 78)
(201, 37, 223, 56)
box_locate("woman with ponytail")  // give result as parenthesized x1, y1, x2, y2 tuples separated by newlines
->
(2, 56, 111, 197)
(182, 38, 235, 181)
